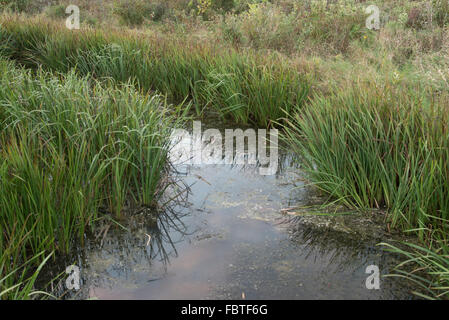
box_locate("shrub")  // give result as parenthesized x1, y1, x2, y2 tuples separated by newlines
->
(113, 0, 154, 26)
(0, 59, 179, 297)
(213, 0, 235, 13)
(44, 4, 67, 19)
(299, 1, 366, 54)
(0, 23, 14, 58)
(0, 17, 309, 126)
(433, 0, 449, 27)
(0, 0, 31, 12)
(221, 21, 243, 46)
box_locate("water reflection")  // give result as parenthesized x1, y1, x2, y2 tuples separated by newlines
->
(60, 198, 191, 299)
(56, 126, 419, 300)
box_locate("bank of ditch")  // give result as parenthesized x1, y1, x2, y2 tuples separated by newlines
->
(0, 58, 184, 298)
(0, 15, 448, 299)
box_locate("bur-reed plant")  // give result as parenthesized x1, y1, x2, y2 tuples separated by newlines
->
(284, 81, 449, 298)
(382, 234, 449, 299)
(0, 16, 309, 127)
(0, 59, 180, 298)
(285, 83, 449, 238)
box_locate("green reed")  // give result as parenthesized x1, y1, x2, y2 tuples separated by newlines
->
(0, 16, 309, 127)
(0, 59, 181, 298)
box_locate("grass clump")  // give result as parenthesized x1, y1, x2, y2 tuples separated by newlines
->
(285, 83, 449, 237)
(0, 59, 180, 299)
(0, 0, 31, 13)
(0, 17, 309, 127)
(113, 0, 169, 26)
(44, 4, 68, 20)
(284, 82, 449, 298)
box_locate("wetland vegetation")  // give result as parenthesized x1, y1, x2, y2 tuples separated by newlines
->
(0, 0, 448, 299)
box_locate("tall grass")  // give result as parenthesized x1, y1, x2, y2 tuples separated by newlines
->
(284, 82, 449, 298)
(0, 59, 180, 298)
(1, 10, 447, 299)
(0, 16, 309, 127)
(381, 234, 449, 299)
(0, 14, 308, 299)
(285, 83, 449, 237)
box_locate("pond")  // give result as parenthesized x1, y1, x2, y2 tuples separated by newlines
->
(54, 124, 418, 300)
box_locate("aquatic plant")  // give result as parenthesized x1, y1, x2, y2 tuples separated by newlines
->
(284, 81, 449, 298)
(0, 16, 309, 127)
(0, 59, 181, 299)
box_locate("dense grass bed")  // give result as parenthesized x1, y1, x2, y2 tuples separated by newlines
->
(0, 58, 180, 299)
(0, 16, 309, 127)
(284, 84, 449, 298)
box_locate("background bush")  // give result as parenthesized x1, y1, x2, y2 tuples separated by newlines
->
(0, 0, 31, 12)
(113, 0, 168, 26)
(433, 0, 449, 27)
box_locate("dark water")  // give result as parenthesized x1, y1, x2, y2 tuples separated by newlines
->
(59, 128, 417, 300)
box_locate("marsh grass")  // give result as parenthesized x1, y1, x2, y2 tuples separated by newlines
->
(381, 224, 449, 299)
(284, 82, 449, 298)
(285, 83, 449, 236)
(0, 59, 181, 298)
(0, 16, 309, 127)
(1, 7, 448, 299)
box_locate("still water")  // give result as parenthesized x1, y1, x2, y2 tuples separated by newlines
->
(62, 128, 417, 300)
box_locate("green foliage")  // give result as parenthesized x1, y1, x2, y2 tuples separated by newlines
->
(113, 0, 168, 26)
(285, 83, 449, 299)
(213, 0, 235, 13)
(2, 2, 449, 299)
(0, 0, 31, 12)
(221, 21, 243, 46)
(113, 0, 149, 25)
(0, 23, 14, 58)
(285, 83, 449, 240)
(185, 0, 234, 19)
(382, 234, 449, 300)
(405, 7, 428, 30)
(44, 5, 67, 20)
(0, 58, 179, 299)
(0, 18, 309, 126)
(433, 0, 449, 27)
(220, 0, 366, 54)
(151, 2, 169, 21)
